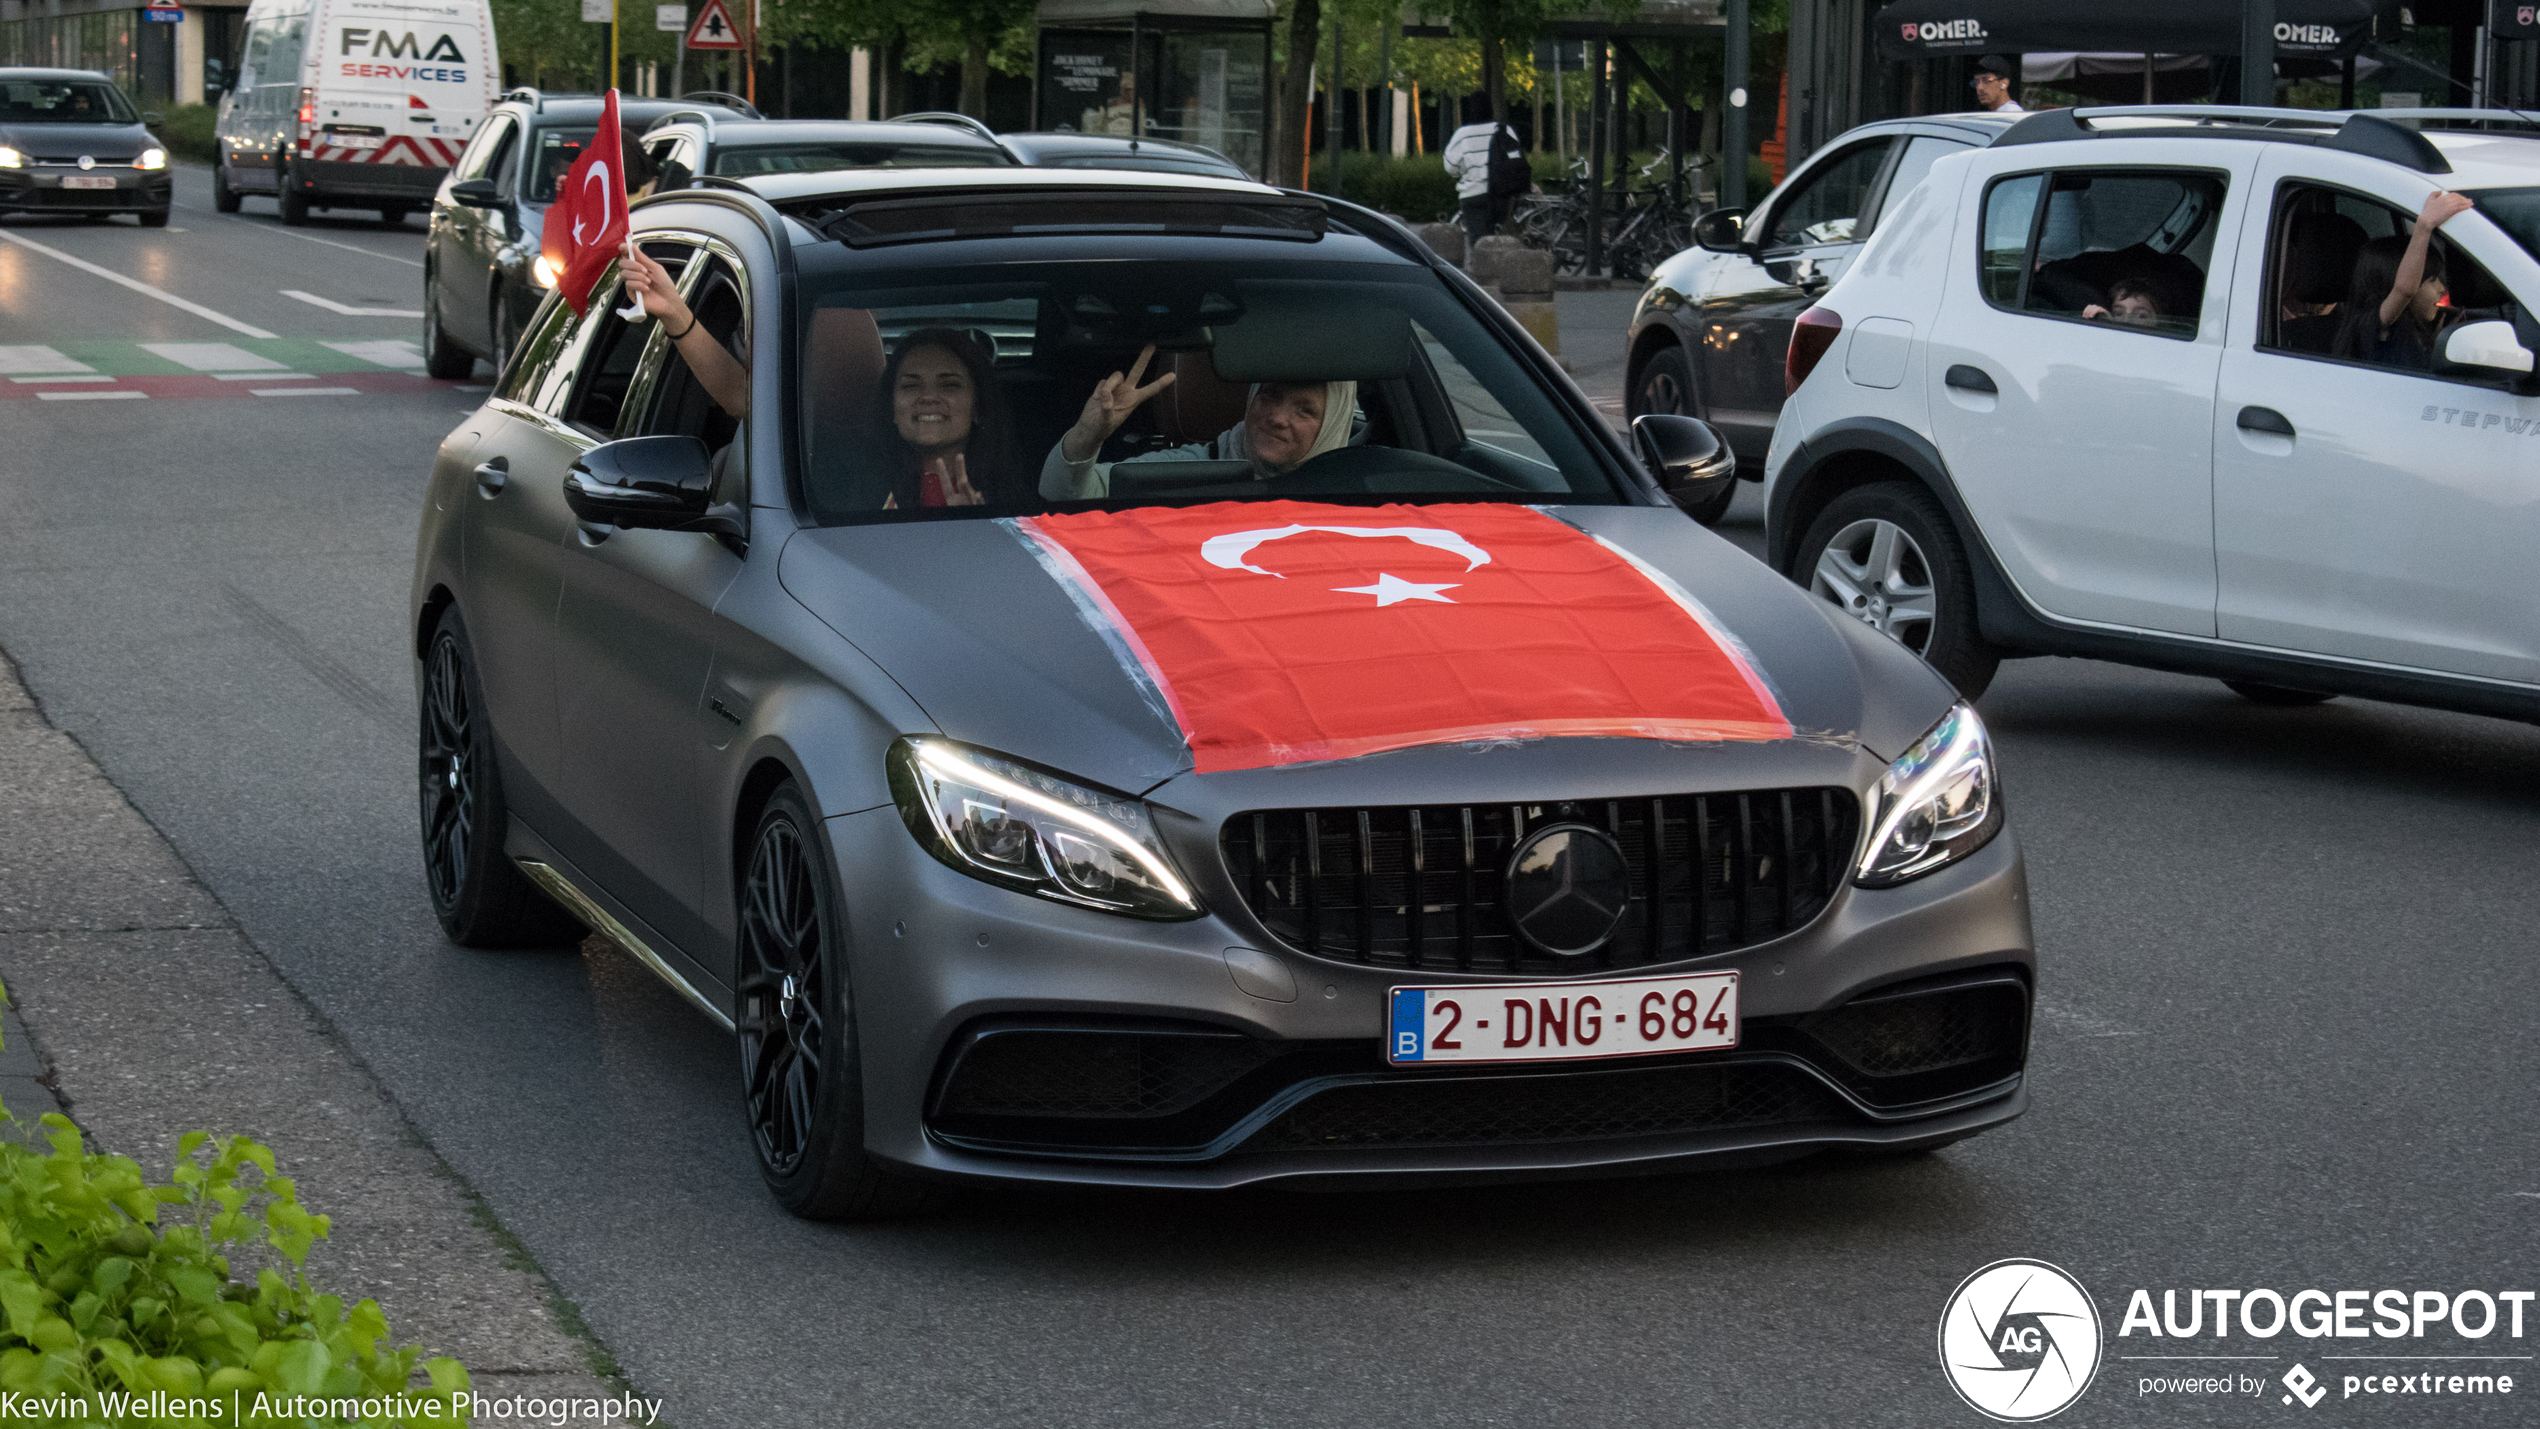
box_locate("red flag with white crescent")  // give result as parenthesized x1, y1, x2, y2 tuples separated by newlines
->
(540, 88, 627, 319)
(1013, 501, 1792, 773)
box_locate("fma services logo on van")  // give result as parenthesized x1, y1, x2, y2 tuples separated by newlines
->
(1939, 1260, 2103, 1421)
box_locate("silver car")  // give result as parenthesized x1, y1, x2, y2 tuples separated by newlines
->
(410, 166, 2034, 1219)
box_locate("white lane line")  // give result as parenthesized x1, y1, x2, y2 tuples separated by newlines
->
(10, 375, 115, 384)
(251, 385, 360, 396)
(0, 345, 95, 374)
(283, 289, 424, 318)
(322, 339, 425, 370)
(455, 384, 492, 393)
(214, 371, 312, 380)
(141, 341, 288, 372)
(0, 230, 276, 338)
(255, 225, 427, 269)
(38, 389, 147, 401)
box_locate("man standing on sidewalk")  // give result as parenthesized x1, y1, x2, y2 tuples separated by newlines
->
(1445, 114, 1527, 247)
(1971, 55, 2026, 114)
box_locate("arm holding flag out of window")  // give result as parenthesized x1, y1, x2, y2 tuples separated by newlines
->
(619, 240, 750, 420)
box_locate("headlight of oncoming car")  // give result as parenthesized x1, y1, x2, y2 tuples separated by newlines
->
(888, 738, 1200, 919)
(1855, 704, 2001, 888)
(0, 147, 22, 169)
(531, 254, 562, 289)
(137, 148, 166, 170)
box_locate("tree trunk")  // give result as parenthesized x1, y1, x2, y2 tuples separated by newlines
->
(1483, 37, 1505, 125)
(960, 32, 990, 119)
(1275, 0, 1322, 186)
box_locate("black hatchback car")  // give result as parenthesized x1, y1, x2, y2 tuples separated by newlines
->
(421, 88, 751, 379)
(0, 68, 171, 225)
(411, 167, 2033, 1219)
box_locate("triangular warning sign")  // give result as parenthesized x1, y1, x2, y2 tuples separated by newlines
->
(685, 0, 741, 49)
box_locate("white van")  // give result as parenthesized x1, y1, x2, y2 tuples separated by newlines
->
(212, 0, 498, 226)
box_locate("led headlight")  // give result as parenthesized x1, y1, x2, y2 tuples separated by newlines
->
(1855, 703, 2001, 888)
(889, 738, 1200, 919)
(137, 148, 166, 170)
(0, 148, 22, 170)
(532, 254, 561, 288)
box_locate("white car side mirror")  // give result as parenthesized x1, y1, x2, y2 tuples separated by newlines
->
(2437, 319, 2535, 375)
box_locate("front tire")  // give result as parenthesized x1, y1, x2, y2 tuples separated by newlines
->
(2224, 680, 2336, 707)
(212, 164, 241, 213)
(1794, 482, 2000, 699)
(139, 208, 169, 228)
(422, 277, 474, 380)
(277, 164, 309, 226)
(489, 287, 522, 377)
(419, 608, 587, 947)
(379, 206, 410, 226)
(1628, 343, 1692, 419)
(737, 782, 928, 1221)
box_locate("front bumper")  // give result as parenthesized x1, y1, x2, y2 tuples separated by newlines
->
(0, 170, 170, 212)
(829, 800, 2033, 1190)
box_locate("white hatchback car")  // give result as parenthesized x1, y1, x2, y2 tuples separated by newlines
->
(1765, 105, 2540, 717)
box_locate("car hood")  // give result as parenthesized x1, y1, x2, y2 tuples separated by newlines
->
(0, 121, 152, 160)
(777, 505, 1954, 797)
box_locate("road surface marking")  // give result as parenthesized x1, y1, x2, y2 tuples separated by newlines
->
(322, 340, 426, 369)
(38, 389, 147, 401)
(0, 231, 276, 338)
(252, 225, 427, 268)
(251, 386, 361, 396)
(214, 372, 313, 380)
(141, 342, 289, 372)
(10, 375, 115, 384)
(284, 289, 425, 318)
(0, 345, 95, 375)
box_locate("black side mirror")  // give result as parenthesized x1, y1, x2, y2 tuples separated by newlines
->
(1694, 207, 1752, 254)
(142, 110, 163, 125)
(1633, 414, 1736, 503)
(563, 437, 741, 538)
(448, 177, 501, 208)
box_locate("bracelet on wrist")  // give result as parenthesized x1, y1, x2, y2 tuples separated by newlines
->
(666, 315, 696, 340)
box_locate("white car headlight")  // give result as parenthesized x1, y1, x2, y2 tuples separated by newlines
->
(137, 148, 166, 170)
(531, 253, 561, 288)
(1855, 704, 2001, 888)
(0, 147, 22, 170)
(889, 738, 1200, 919)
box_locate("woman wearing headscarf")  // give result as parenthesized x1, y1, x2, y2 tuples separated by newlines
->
(1040, 343, 1358, 500)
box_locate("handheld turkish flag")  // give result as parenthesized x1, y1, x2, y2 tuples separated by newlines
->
(1014, 501, 1792, 773)
(539, 88, 628, 319)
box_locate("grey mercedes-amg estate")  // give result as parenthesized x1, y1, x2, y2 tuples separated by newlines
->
(409, 167, 2033, 1220)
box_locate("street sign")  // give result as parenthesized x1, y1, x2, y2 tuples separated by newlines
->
(142, 2, 183, 21)
(655, 3, 686, 31)
(581, 0, 610, 20)
(683, 0, 740, 49)
(684, 0, 740, 49)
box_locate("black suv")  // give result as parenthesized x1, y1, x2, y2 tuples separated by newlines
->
(0, 68, 171, 225)
(422, 88, 750, 379)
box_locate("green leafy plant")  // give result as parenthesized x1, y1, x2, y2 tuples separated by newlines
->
(0, 1002, 469, 1425)
(153, 104, 218, 166)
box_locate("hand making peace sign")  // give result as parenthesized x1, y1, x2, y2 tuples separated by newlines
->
(1059, 344, 1179, 463)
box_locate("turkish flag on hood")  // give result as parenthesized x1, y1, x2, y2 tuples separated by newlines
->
(1014, 501, 1793, 773)
(540, 88, 627, 320)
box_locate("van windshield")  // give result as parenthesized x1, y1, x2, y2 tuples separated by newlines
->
(0, 80, 137, 124)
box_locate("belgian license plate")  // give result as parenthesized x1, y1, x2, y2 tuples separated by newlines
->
(60, 175, 115, 190)
(331, 134, 384, 150)
(1387, 971, 1738, 1066)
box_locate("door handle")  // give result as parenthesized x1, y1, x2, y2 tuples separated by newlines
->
(1944, 364, 1997, 394)
(2236, 405, 2295, 437)
(472, 457, 508, 498)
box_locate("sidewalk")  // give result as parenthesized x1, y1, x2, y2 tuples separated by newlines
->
(1554, 285, 1642, 430)
(0, 651, 636, 1427)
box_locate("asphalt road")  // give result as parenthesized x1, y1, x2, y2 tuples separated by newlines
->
(2, 170, 2534, 1427)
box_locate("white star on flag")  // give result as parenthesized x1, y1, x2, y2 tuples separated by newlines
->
(1332, 573, 1459, 606)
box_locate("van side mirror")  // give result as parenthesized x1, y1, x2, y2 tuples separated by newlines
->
(563, 436, 743, 539)
(1694, 207, 1752, 254)
(2433, 319, 2536, 379)
(1632, 413, 1736, 504)
(448, 177, 501, 208)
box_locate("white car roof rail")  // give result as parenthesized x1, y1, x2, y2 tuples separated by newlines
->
(1995, 106, 2451, 174)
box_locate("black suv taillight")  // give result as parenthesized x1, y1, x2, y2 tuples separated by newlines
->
(1785, 305, 1843, 395)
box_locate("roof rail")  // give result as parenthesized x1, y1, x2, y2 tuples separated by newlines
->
(678, 90, 762, 119)
(893, 111, 997, 140)
(2365, 107, 2540, 133)
(500, 86, 544, 111)
(1992, 105, 2451, 174)
(646, 108, 725, 133)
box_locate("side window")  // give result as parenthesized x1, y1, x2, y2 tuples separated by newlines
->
(638, 255, 748, 453)
(1981, 168, 2227, 339)
(2263, 181, 2514, 378)
(1755, 139, 1894, 251)
(492, 124, 527, 201)
(1979, 173, 2045, 307)
(563, 280, 655, 437)
(455, 115, 514, 182)
(495, 295, 579, 408)
(1412, 321, 1553, 486)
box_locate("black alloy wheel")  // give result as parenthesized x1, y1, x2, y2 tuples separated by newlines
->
(212, 163, 241, 213)
(1794, 482, 2000, 699)
(418, 608, 585, 946)
(736, 782, 926, 1221)
(421, 273, 473, 379)
(2224, 681, 2337, 707)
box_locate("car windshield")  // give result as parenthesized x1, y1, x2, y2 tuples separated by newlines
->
(0, 79, 137, 124)
(795, 253, 1621, 525)
(712, 141, 1003, 176)
(528, 126, 595, 202)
